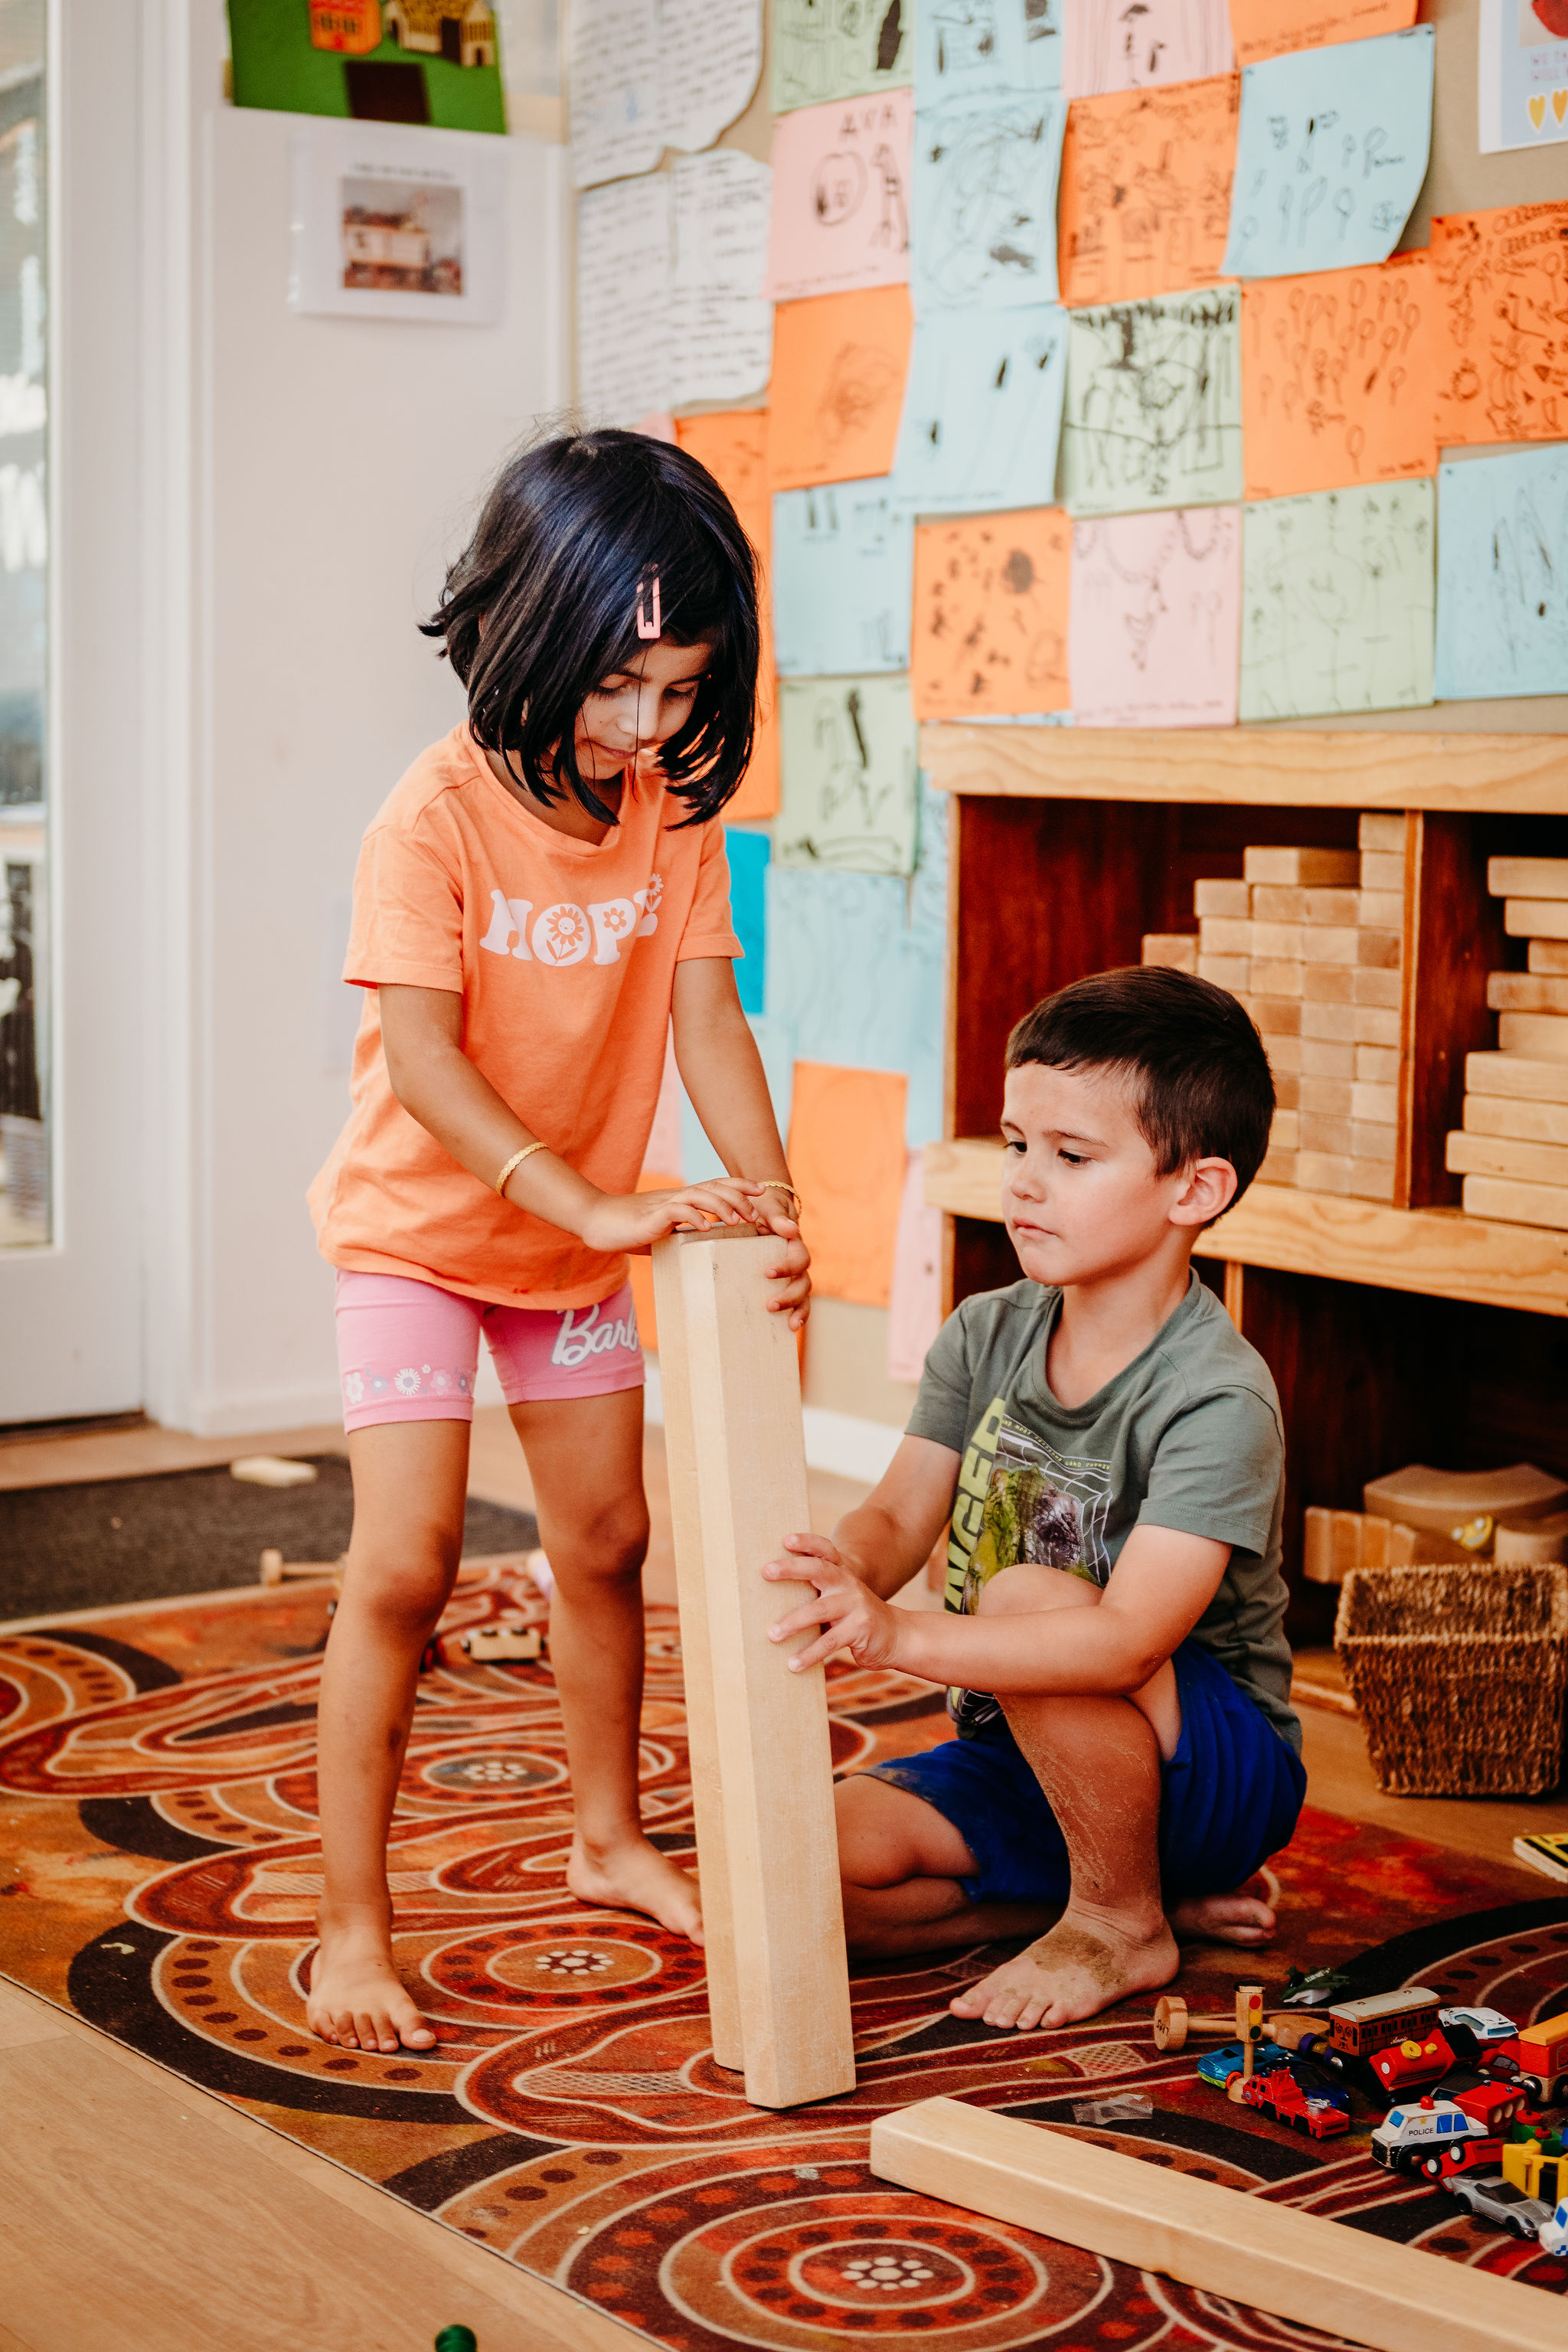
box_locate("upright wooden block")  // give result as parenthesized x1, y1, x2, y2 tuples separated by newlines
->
(1465, 1092, 1568, 1147)
(868, 2099, 1561, 2352)
(1351, 1081, 1397, 1125)
(652, 1228, 855, 2109)
(1194, 878, 1250, 919)
(1529, 940, 1568, 975)
(1245, 995, 1302, 1036)
(1498, 1011, 1568, 1064)
(1358, 850, 1409, 892)
(1359, 812, 1406, 854)
(1300, 1001, 1354, 1043)
(1449, 1130, 1568, 1188)
(1351, 1121, 1397, 1162)
(1357, 890, 1405, 930)
(1299, 888, 1361, 927)
(1269, 1109, 1300, 1151)
(1296, 1151, 1354, 1194)
(1356, 1045, 1401, 1086)
(1249, 885, 1307, 923)
(1352, 1005, 1401, 1047)
(1488, 857, 1568, 901)
(1352, 966, 1403, 1008)
(1298, 1076, 1352, 1116)
(1300, 1039, 1355, 1078)
(1462, 1174, 1568, 1232)
(1302, 962, 1354, 1004)
(1488, 972, 1568, 1014)
(1197, 955, 1250, 992)
(1140, 933, 1197, 972)
(1199, 917, 1253, 957)
(1243, 846, 1360, 888)
(1506, 900, 1568, 940)
(1250, 957, 1302, 998)
(1465, 1051, 1568, 1106)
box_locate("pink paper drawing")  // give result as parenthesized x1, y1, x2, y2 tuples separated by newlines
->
(1062, 0, 1233, 95)
(1068, 507, 1242, 725)
(766, 90, 913, 302)
(887, 1152, 946, 1384)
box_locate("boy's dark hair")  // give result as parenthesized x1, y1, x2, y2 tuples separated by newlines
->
(422, 429, 760, 826)
(1005, 965, 1276, 1208)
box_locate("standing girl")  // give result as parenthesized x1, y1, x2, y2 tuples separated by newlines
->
(305, 430, 808, 2056)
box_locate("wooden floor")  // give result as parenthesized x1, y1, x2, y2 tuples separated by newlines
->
(2, 1409, 1566, 2347)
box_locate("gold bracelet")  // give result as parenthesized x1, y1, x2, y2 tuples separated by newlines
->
(495, 1140, 549, 1198)
(756, 1178, 802, 1214)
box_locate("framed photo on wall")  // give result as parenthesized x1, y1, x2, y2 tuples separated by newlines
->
(289, 116, 507, 322)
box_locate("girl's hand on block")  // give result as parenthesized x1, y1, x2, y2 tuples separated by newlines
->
(763, 1534, 900, 1673)
(580, 1178, 768, 1256)
(760, 1219, 811, 1332)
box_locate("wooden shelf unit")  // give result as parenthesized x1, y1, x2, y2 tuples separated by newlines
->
(932, 728, 1568, 1645)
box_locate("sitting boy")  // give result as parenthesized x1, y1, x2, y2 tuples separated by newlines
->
(764, 965, 1305, 2032)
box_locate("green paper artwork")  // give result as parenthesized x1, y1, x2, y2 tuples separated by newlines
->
(1240, 480, 1435, 723)
(228, 1, 508, 134)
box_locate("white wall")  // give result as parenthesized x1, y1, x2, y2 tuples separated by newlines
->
(142, 14, 567, 1433)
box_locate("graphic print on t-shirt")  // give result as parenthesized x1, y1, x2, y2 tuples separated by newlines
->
(942, 1398, 1113, 1738)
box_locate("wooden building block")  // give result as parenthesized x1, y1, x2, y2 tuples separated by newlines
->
(1256, 1148, 1297, 1186)
(1348, 1158, 1396, 1201)
(1300, 926, 1358, 965)
(1299, 1114, 1351, 1155)
(1199, 916, 1253, 957)
(1250, 957, 1302, 998)
(868, 2098, 1560, 2352)
(1269, 1109, 1300, 1151)
(1351, 1081, 1397, 1125)
(1298, 1076, 1353, 1116)
(1356, 1044, 1400, 1086)
(1296, 1151, 1354, 1194)
(1246, 995, 1302, 1036)
(1302, 962, 1354, 1004)
(1357, 890, 1405, 929)
(1465, 1051, 1568, 1106)
(1300, 1039, 1356, 1078)
(1463, 1173, 1568, 1232)
(1498, 1011, 1568, 1064)
(1197, 955, 1249, 992)
(1300, 1001, 1354, 1043)
(1465, 1092, 1568, 1148)
(652, 1228, 855, 2109)
(1250, 921, 1303, 960)
(1488, 972, 1568, 1014)
(1261, 1032, 1303, 1073)
(1194, 878, 1250, 919)
(1449, 1129, 1568, 1188)
(1243, 845, 1360, 887)
(1359, 850, 1409, 892)
(1300, 888, 1361, 927)
(1488, 857, 1568, 901)
(1529, 939, 1568, 975)
(1272, 1070, 1301, 1109)
(1505, 899, 1568, 940)
(1355, 929, 1404, 969)
(1351, 1121, 1396, 1163)
(1303, 1506, 1421, 1583)
(1358, 812, 1406, 854)
(1249, 885, 1307, 923)
(1352, 965, 1403, 1008)
(1352, 1005, 1401, 1047)
(1141, 933, 1198, 972)
(1364, 1459, 1568, 1533)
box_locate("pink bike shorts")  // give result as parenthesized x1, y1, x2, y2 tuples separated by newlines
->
(334, 1269, 645, 1432)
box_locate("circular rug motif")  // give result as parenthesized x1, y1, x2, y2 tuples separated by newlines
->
(429, 1919, 706, 2012)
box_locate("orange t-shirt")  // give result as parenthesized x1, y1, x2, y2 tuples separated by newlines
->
(308, 724, 741, 1308)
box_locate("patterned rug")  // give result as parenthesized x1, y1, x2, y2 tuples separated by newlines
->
(3, 1566, 1568, 2350)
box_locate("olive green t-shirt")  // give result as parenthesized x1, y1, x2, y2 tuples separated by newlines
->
(907, 1270, 1300, 1754)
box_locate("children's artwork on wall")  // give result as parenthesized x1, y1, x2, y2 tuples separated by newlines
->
(567, 0, 663, 186)
(1240, 479, 1435, 721)
(1070, 507, 1243, 724)
(1227, 0, 1416, 68)
(887, 1150, 945, 1383)
(776, 675, 920, 874)
(1062, 0, 1233, 97)
(773, 0, 915, 114)
(1060, 290, 1243, 515)
(766, 93, 913, 302)
(676, 410, 779, 817)
(891, 305, 1068, 514)
(916, 0, 1062, 106)
(658, 0, 765, 152)
(1057, 77, 1239, 307)
(1222, 28, 1435, 279)
(1435, 447, 1568, 702)
(910, 510, 1071, 718)
(1432, 205, 1568, 448)
(787, 1063, 910, 1305)
(290, 119, 506, 322)
(911, 93, 1067, 310)
(767, 286, 914, 488)
(1479, 0, 1568, 152)
(725, 825, 771, 1014)
(681, 1012, 796, 1178)
(577, 174, 673, 421)
(1240, 253, 1436, 500)
(773, 482, 914, 675)
(229, 0, 508, 132)
(671, 152, 773, 406)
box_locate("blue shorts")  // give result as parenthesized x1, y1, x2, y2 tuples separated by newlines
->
(863, 1639, 1306, 1907)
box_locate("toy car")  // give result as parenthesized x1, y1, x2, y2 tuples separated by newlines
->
(1429, 2069, 1534, 2138)
(1538, 2196, 1568, 2256)
(1370, 2097, 1491, 2174)
(459, 1620, 544, 1663)
(1239, 2064, 1350, 2139)
(1439, 2005, 1521, 2050)
(1368, 2029, 1455, 2099)
(1197, 2040, 1291, 2087)
(1445, 2169, 1553, 2239)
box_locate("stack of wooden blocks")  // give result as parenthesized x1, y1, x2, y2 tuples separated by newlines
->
(1142, 815, 1408, 1198)
(1447, 858, 1568, 1233)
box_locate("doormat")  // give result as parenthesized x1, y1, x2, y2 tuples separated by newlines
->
(0, 1456, 537, 1616)
(1, 1574, 1566, 2351)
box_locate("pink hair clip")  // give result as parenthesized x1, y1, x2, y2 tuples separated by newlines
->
(635, 567, 662, 640)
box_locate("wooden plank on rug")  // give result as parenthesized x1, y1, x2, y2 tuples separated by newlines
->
(870, 2098, 1558, 2352)
(653, 1227, 855, 2110)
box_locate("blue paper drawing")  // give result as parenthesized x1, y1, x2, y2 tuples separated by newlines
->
(1061, 289, 1242, 516)
(912, 91, 1067, 311)
(1240, 480, 1435, 722)
(725, 825, 770, 1014)
(772, 481, 914, 674)
(1222, 27, 1435, 280)
(916, 0, 1061, 106)
(1435, 448, 1568, 704)
(681, 1011, 796, 1181)
(891, 304, 1067, 514)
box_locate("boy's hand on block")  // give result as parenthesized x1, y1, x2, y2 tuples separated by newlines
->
(764, 1534, 902, 1672)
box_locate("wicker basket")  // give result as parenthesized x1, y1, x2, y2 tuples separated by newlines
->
(1334, 1563, 1568, 1796)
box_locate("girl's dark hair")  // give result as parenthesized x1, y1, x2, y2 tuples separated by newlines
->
(422, 429, 760, 825)
(1006, 965, 1276, 1212)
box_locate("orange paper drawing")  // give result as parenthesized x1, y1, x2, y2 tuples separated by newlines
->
(676, 410, 779, 815)
(786, 1061, 908, 1307)
(1057, 77, 1240, 309)
(1241, 253, 1436, 501)
(766, 286, 913, 492)
(1228, 0, 1417, 69)
(911, 511, 1071, 720)
(1432, 204, 1568, 449)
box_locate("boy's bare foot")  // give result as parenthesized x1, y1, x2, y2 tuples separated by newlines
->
(307, 1906, 436, 2053)
(567, 1831, 705, 1943)
(949, 1906, 1178, 2032)
(1168, 1872, 1277, 1949)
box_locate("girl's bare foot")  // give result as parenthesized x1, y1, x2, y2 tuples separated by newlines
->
(1168, 1872, 1278, 1948)
(567, 1830, 705, 1942)
(307, 1906, 436, 2053)
(949, 1905, 1178, 2032)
